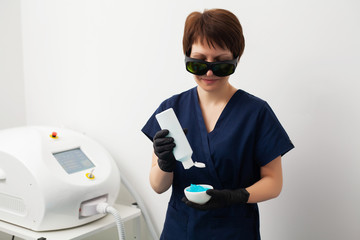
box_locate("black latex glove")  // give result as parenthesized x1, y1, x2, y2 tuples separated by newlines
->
(182, 188, 250, 210)
(153, 129, 176, 172)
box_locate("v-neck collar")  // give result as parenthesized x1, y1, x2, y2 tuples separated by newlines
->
(193, 87, 240, 134)
(191, 87, 241, 189)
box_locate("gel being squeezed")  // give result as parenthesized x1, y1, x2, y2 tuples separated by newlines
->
(186, 184, 210, 192)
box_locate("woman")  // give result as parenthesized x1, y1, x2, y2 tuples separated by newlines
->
(142, 9, 294, 239)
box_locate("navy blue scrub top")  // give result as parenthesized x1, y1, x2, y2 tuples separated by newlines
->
(142, 87, 294, 240)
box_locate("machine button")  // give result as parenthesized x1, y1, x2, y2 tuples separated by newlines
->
(50, 132, 58, 139)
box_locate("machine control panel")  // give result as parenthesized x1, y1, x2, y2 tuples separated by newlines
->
(53, 148, 95, 174)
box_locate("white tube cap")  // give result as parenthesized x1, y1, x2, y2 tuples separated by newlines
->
(181, 158, 206, 169)
(182, 158, 194, 169)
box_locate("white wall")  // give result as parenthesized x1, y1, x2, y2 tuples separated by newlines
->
(0, 0, 26, 238)
(0, 0, 26, 129)
(18, 0, 360, 239)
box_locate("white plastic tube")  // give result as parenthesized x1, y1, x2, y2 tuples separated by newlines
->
(120, 174, 159, 240)
(96, 203, 125, 240)
(156, 108, 195, 169)
(106, 206, 126, 240)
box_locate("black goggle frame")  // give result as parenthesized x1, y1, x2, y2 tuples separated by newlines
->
(185, 56, 238, 77)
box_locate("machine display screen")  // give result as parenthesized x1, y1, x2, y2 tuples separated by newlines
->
(53, 148, 95, 174)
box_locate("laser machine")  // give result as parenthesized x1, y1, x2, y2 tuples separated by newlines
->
(0, 126, 120, 231)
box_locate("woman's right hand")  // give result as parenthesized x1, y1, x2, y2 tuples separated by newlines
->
(153, 129, 176, 172)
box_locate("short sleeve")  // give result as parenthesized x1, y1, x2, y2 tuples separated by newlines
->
(141, 103, 166, 142)
(255, 102, 294, 166)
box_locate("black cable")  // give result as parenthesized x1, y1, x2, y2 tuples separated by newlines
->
(11, 235, 15, 240)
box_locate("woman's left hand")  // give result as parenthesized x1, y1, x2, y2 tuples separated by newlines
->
(182, 188, 250, 210)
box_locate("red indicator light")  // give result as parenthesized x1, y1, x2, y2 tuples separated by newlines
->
(50, 132, 58, 139)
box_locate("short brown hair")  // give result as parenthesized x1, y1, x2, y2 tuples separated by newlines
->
(183, 9, 245, 59)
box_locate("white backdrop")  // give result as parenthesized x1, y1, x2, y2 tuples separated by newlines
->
(0, 0, 25, 129)
(15, 0, 360, 239)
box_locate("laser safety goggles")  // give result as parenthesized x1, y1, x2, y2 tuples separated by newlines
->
(185, 55, 238, 77)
